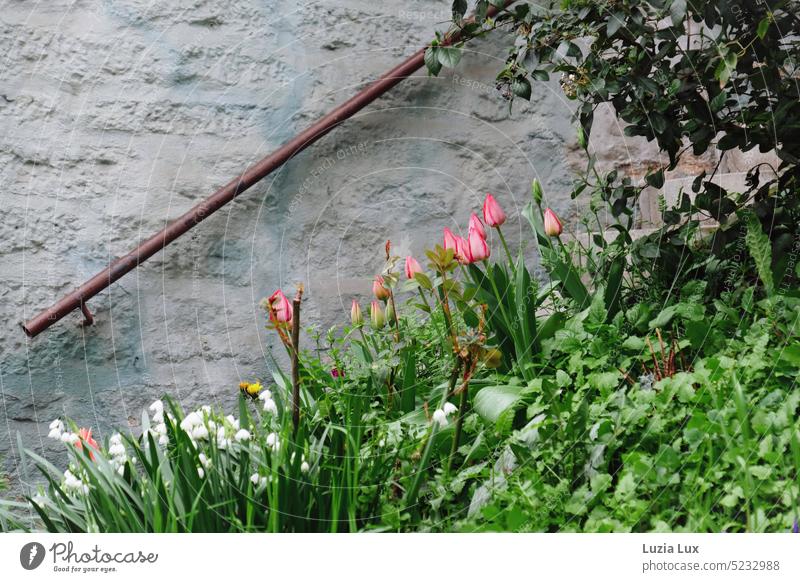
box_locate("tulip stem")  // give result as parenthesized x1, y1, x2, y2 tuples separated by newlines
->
(447, 379, 469, 475)
(437, 271, 459, 352)
(419, 287, 449, 350)
(481, 261, 513, 336)
(495, 226, 515, 273)
(291, 287, 303, 435)
(387, 291, 401, 341)
(417, 287, 433, 313)
(405, 361, 461, 511)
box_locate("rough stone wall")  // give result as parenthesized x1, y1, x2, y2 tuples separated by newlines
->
(0, 1, 767, 495)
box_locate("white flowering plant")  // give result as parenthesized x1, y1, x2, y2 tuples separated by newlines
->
(13, 384, 415, 533)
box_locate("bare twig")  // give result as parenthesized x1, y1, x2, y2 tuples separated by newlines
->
(291, 284, 303, 433)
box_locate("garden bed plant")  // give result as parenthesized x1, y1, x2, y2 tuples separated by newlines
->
(2, 0, 799, 532)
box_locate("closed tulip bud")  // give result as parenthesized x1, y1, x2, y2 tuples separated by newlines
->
(372, 275, 390, 301)
(370, 301, 385, 329)
(405, 256, 422, 280)
(466, 225, 490, 262)
(454, 235, 470, 264)
(268, 290, 293, 322)
(469, 212, 486, 240)
(350, 300, 363, 326)
(531, 179, 543, 206)
(482, 194, 507, 227)
(543, 207, 563, 237)
(385, 300, 397, 325)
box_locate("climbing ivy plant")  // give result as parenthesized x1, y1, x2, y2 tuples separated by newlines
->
(428, 0, 800, 297)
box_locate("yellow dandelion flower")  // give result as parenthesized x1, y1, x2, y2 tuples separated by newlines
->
(239, 381, 262, 399)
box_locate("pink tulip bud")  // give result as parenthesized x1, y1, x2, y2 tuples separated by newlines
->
(469, 213, 486, 240)
(405, 256, 422, 280)
(454, 235, 469, 264)
(372, 275, 390, 301)
(482, 194, 507, 227)
(443, 227, 459, 253)
(543, 207, 563, 237)
(466, 225, 490, 262)
(350, 300, 363, 326)
(444, 228, 468, 263)
(268, 290, 293, 323)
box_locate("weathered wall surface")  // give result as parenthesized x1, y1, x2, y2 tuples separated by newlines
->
(0, 1, 758, 492)
(0, 1, 580, 490)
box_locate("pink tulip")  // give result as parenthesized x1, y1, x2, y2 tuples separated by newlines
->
(483, 194, 507, 227)
(443, 227, 459, 253)
(543, 208, 563, 237)
(372, 275, 390, 301)
(466, 225, 490, 262)
(454, 235, 470, 264)
(405, 256, 422, 280)
(444, 228, 468, 263)
(268, 290, 293, 323)
(469, 213, 486, 240)
(75, 427, 99, 460)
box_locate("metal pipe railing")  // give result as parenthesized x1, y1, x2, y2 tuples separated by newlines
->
(22, 2, 514, 337)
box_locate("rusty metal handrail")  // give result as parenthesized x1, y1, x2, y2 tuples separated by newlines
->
(22, 2, 514, 338)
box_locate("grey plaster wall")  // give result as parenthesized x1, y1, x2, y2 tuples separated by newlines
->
(5, 1, 760, 493)
(0, 1, 581, 491)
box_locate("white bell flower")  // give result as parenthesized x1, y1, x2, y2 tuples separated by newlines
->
(149, 400, 163, 415)
(192, 425, 209, 440)
(234, 429, 251, 443)
(249, 473, 268, 488)
(216, 431, 231, 450)
(266, 432, 280, 452)
(431, 409, 448, 428)
(262, 398, 278, 415)
(443, 402, 458, 416)
(180, 412, 202, 432)
(150, 401, 164, 423)
(198, 453, 211, 469)
(61, 432, 79, 444)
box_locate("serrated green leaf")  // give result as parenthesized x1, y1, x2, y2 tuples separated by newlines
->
(744, 211, 774, 296)
(437, 46, 462, 68)
(424, 47, 442, 76)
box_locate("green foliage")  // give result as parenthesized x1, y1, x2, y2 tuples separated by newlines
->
(460, 293, 800, 532)
(744, 210, 775, 295)
(434, 1, 800, 302)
